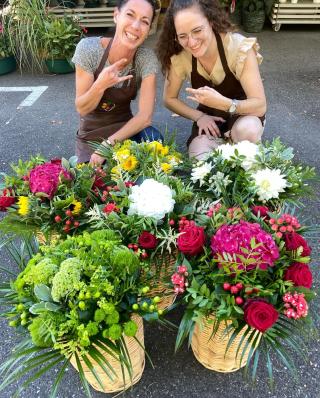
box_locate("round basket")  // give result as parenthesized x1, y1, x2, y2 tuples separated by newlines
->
(70, 314, 145, 393)
(146, 251, 177, 310)
(242, 10, 265, 33)
(36, 232, 60, 245)
(191, 314, 260, 373)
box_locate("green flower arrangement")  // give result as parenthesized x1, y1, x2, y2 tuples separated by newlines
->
(0, 229, 163, 396)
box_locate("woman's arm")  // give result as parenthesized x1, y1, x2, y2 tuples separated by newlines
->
(164, 67, 225, 138)
(186, 49, 267, 117)
(75, 59, 133, 116)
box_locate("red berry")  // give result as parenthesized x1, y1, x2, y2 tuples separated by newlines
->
(65, 209, 72, 217)
(169, 219, 175, 226)
(74, 221, 80, 228)
(65, 220, 72, 226)
(235, 297, 244, 305)
(235, 283, 243, 290)
(107, 186, 112, 191)
(141, 252, 148, 259)
(230, 286, 239, 295)
(246, 289, 253, 295)
(54, 215, 62, 223)
(133, 244, 139, 251)
(223, 283, 231, 291)
(252, 287, 260, 293)
(128, 244, 133, 249)
(63, 226, 70, 233)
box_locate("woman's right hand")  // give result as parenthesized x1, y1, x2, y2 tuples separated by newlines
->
(196, 114, 225, 138)
(95, 58, 133, 91)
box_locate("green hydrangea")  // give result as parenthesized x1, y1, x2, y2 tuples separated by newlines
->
(28, 312, 66, 348)
(110, 248, 140, 276)
(94, 308, 105, 323)
(98, 299, 115, 314)
(23, 258, 58, 286)
(51, 258, 82, 302)
(105, 310, 119, 325)
(108, 324, 122, 340)
(123, 320, 138, 337)
(86, 321, 99, 336)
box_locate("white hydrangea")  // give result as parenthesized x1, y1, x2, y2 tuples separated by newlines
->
(191, 162, 212, 186)
(252, 168, 288, 201)
(234, 140, 259, 170)
(127, 178, 175, 220)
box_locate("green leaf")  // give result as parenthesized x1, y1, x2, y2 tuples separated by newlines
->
(34, 284, 52, 302)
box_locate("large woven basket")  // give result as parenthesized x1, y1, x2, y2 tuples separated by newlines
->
(70, 315, 145, 393)
(191, 314, 260, 373)
(36, 231, 60, 245)
(146, 250, 177, 310)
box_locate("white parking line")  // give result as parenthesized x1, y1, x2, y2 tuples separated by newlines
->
(0, 86, 48, 107)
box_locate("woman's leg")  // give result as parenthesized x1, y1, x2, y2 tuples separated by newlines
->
(188, 135, 224, 160)
(131, 126, 164, 143)
(230, 116, 264, 143)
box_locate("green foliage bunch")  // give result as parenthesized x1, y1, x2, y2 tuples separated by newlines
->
(0, 229, 162, 396)
(0, 13, 12, 59)
(243, 0, 265, 12)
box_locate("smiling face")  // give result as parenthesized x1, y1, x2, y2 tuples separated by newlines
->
(114, 0, 154, 49)
(174, 5, 214, 58)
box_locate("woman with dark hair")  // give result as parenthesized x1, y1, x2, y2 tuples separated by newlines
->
(72, 0, 162, 164)
(157, 0, 266, 159)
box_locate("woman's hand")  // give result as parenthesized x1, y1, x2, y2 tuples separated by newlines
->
(89, 152, 105, 166)
(95, 58, 133, 91)
(186, 86, 226, 109)
(196, 114, 225, 138)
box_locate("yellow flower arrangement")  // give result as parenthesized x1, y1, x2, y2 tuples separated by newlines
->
(17, 196, 29, 216)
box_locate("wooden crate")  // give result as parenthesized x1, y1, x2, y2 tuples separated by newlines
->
(270, 1, 320, 31)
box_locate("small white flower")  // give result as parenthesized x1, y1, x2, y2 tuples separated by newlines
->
(252, 168, 288, 201)
(234, 141, 259, 170)
(127, 178, 175, 220)
(217, 143, 236, 160)
(191, 162, 212, 186)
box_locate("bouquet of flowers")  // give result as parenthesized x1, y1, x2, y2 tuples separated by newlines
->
(92, 139, 183, 182)
(0, 156, 107, 237)
(0, 229, 164, 396)
(173, 203, 317, 381)
(188, 138, 316, 208)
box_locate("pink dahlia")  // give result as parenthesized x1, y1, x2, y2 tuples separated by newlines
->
(29, 161, 72, 199)
(211, 220, 279, 271)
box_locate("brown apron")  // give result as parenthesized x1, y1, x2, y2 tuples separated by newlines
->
(187, 31, 265, 146)
(76, 39, 137, 163)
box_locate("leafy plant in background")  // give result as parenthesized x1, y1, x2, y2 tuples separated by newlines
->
(0, 13, 12, 59)
(0, 229, 163, 397)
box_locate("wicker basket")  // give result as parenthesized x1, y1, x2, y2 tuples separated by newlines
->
(70, 315, 145, 393)
(191, 314, 260, 373)
(146, 250, 177, 310)
(36, 232, 60, 245)
(242, 10, 265, 32)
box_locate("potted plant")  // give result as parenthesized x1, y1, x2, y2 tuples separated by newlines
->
(0, 229, 164, 395)
(242, 0, 266, 32)
(0, 12, 16, 75)
(174, 204, 318, 380)
(43, 16, 84, 74)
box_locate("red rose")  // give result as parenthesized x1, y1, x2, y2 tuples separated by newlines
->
(251, 205, 269, 218)
(177, 225, 206, 256)
(284, 232, 311, 257)
(244, 299, 279, 332)
(0, 188, 15, 212)
(138, 231, 158, 249)
(284, 262, 313, 288)
(102, 202, 119, 214)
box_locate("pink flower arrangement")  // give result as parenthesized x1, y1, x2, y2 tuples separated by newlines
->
(283, 292, 308, 319)
(29, 161, 72, 199)
(211, 220, 280, 270)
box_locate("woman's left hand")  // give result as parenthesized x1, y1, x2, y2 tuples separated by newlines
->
(186, 86, 225, 108)
(90, 152, 105, 166)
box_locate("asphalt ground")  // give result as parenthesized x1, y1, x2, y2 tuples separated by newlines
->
(0, 22, 320, 398)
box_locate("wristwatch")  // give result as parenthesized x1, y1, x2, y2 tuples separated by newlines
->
(228, 99, 239, 115)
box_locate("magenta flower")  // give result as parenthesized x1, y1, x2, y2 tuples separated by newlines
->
(211, 220, 279, 271)
(29, 161, 72, 199)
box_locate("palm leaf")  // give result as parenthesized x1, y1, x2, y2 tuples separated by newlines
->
(74, 351, 92, 398)
(49, 355, 71, 398)
(81, 353, 105, 392)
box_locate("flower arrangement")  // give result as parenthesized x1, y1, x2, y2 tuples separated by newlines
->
(189, 138, 316, 208)
(92, 139, 183, 182)
(0, 156, 106, 237)
(173, 203, 317, 381)
(0, 229, 163, 396)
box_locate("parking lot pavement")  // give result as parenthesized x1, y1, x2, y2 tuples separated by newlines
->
(0, 23, 319, 398)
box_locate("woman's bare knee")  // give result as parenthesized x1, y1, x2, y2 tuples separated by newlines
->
(231, 116, 263, 143)
(188, 135, 222, 160)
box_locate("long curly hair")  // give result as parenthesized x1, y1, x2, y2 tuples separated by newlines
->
(156, 0, 233, 75)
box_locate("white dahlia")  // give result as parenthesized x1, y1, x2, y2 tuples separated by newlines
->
(234, 140, 259, 170)
(253, 168, 288, 201)
(191, 162, 212, 186)
(217, 143, 236, 160)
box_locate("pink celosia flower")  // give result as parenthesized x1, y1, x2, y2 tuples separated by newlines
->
(211, 220, 279, 271)
(29, 161, 72, 199)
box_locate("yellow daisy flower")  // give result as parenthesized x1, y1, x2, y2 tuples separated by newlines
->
(121, 155, 138, 171)
(17, 196, 29, 216)
(161, 163, 173, 174)
(71, 200, 82, 215)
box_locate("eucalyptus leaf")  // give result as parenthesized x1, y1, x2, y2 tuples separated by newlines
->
(34, 284, 52, 302)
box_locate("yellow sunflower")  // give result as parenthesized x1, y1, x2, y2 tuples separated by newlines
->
(121, 155, 138, 171)
(114, 148, 131, 161)
(147, 141, 164, 154)
(71, 200, 82, 215)
(160, 145, 170, 156)
(161, 162, 173, 174)
(17, 196, 29, 216)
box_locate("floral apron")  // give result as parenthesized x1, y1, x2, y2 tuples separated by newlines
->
(76, 39, 137, 163)
(187, 31, 265, 146)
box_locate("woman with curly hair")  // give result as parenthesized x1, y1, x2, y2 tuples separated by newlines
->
(156, 0, 266, 159)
